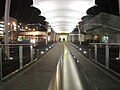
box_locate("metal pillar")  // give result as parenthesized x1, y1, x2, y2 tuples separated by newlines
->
(72, 34, 74, 42)
(78, 25, 81, 45)
(46, 23, 49, 45)
(89, 49, 91, 59)
(37, 49, 39, 60)
(4, 0, 11, 59)
(0, 47, 2, 82)
(53, 33, 56, 42)
(46, 33, 48, 45)
(30, 45, 33, 62)
(119, 0, 120, 15)
(19, 46, 23, 69)
(105, 44, 109, 69)
(95, 44, 97, 62)
(68, 34, 70, 42)
(119, 46, 120, 59)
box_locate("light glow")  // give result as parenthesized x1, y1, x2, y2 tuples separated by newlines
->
(41, 51, 44, 54)
(79, 48, 82, 51)
(116, 57, 119, 60)
(33, 0, 95, 33)
(30, 39, 36, 44)
(46, 48, 48, 51)
(84, 51, 87, 54)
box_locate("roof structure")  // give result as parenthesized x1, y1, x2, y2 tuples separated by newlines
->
(33, 0, 95, 33)
(81, 12, 120, 34)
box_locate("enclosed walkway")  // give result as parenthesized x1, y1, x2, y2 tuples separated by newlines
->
(0, 42, 120, 90)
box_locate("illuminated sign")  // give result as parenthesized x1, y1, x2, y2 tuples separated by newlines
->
(20, 31, 47, 36)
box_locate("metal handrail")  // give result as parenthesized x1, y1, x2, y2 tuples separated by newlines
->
(90, 43, 120, 45)
(48, 45, 97, 90)
(48, 55, 62, 90)
(0, 44, 33, 46)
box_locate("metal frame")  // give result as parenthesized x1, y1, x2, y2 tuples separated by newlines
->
(0, 47, 2, 82)
(105, 44, 109, 69)
(19, 45, 23, 69)
(95, 44, 97, 62)
(30, 45, 33, 62)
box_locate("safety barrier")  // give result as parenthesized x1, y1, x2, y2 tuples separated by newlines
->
(71, 42, 120, 77)
(89, 43, 120, 76)
(0, 43, 56, 82)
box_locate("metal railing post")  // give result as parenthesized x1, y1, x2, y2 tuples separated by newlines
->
(95, 44, 97, 62)
(19, 45, 23, 69)
(119, 46, 120, 59)
(89, 49, 91, 59)
(30, 45, 33, 62)
(37, 49, 39, 60)
(0, 47, 2, 82)
(105, 44, 109, 69)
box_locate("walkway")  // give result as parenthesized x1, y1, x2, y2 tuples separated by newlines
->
(65, 42, 120, 90)
(0, 42, 64, 90)
(0, 42, 120, 90)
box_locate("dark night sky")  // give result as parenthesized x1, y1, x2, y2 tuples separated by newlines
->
(0, 0, 119, 24)
(0, 0, 46, 24)
(87, 0, 119, 16)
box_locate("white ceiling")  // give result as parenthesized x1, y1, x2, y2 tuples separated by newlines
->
(33, 0, 95, 33)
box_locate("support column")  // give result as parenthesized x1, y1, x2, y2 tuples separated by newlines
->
(0, 47, 2, 81)
(105, 44, 109, 69)
(95, 44, 97, 62)
(72, 34, 74, 42)
(119, 0, 120, 15)
(78, 25, 81, 45)
(45, 23, 49, 45)
(4, 0, 11, 59)
(68, 34, 71, 42)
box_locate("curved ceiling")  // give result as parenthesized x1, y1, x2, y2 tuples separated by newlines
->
(33, 0, 95, 33)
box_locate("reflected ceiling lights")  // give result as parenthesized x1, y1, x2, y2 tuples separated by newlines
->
(33, 0, 95, 33)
